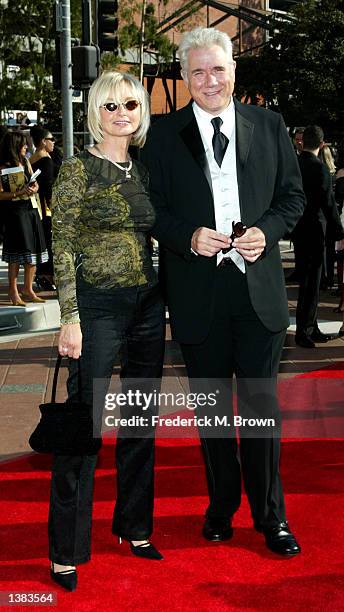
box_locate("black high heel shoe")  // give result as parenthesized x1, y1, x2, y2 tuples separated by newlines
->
(35, 276, 56, 291)
(118, 536, 163, 560)
(50, 562, 77, 591)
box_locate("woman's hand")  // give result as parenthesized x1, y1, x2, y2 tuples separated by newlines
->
(16, 182, 38, 197)
(27, 180, 39, 194)
(58, 323, 82, 359)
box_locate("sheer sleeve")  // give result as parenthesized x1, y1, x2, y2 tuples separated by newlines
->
(51, 157, 88, 324)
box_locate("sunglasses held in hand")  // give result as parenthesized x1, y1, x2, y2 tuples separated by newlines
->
(222, 221, 247, 254)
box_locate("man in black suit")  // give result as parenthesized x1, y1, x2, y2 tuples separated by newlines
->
(143, 27, 305, 555)
(294, 125, 344, 348)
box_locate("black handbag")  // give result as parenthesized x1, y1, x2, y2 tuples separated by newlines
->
(29, 353, 102, 455)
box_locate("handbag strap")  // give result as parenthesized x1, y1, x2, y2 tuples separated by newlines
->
(51, 353, 82, 403)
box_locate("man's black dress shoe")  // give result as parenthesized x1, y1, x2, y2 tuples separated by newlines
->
(310, 330, 334, 343)
(202, 518, 233, 542)
(295, 334, 315, 348)
(255, 522, 301, 556)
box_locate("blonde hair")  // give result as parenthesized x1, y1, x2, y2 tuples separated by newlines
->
(88, 71, 150, 148)
(320, 145, 336, 175)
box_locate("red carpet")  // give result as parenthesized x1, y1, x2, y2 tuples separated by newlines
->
(0, 435, 344, 611)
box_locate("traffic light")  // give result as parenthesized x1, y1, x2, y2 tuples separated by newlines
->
(97, 0, 118, 53)
(72, 45, 100, 87)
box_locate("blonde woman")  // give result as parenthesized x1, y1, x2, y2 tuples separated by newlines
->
(48, 72, 165, 591)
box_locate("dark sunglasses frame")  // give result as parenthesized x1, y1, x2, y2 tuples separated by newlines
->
(45, 137, 55, 142)
(101, 100, 141, 112)
(222, 221, 247, 254)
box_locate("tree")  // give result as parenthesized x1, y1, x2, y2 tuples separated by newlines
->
(0, 0, 82, 123)
(236, 0, 344, 135)
(115, 0, 176, 75)
(113, 0, 201, 77)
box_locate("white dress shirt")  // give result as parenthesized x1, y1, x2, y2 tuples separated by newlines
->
(193, 100, 245, 272)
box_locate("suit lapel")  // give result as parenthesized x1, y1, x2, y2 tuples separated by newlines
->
(235, 100, 254, 185)
(177, 100, 255, 214)
(179, 115, 213, 196)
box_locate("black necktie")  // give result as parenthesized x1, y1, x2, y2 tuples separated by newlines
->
(211, 117, 229, 167)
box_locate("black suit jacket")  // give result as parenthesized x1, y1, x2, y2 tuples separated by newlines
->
(142, 99, 305, 343)
(295, 151, 344, 246)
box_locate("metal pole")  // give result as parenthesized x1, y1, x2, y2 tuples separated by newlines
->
(139, 0, 147, 83)
(82, 0, 93, 148)
(82, 0, 92, 45)
(58, 0, 74, 158)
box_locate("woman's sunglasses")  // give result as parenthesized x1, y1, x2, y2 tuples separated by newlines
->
(222, 221, 247, 254)
(45, 137, 55, 142)
(101, 100, 141, 112)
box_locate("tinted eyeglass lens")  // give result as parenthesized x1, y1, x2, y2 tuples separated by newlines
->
(124, 100, 139, 111)
(232, 222, 246, 238)
(103, 100, 139, 112)
(222, 222, 247, 254)
(104, 103, 118, 112)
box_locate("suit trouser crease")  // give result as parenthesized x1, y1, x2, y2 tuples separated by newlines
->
(48, 278, 165, 564)
(295, 240, 324, 336)
(181, 264, 286, 528)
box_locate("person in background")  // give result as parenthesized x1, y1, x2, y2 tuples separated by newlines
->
(50, 142, 63, 176)
(287, 127, 305, 282)
(0, 131, 47, 305)
(48, 70, 165, 592)
(334, 143, 344, 323)
(319, 144, 337, 289)
(319, 144, 336, 180)
(293, 127, 304, 156)
(294, 126, 344, 347)
(30, 126, 57, 290)
(0, 125, 8, 244)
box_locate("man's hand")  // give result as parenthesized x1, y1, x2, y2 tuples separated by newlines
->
(232, 227, 266, 262)
(58, 323, 82, 359)
(191, 227, 231, 257)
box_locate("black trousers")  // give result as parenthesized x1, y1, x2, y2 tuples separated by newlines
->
(181, 263, 286, 529)
(296, 241, 324, 338)
(48, 277, 165, 565)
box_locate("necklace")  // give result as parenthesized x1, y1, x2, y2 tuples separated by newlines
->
(95, 145, 132, 179)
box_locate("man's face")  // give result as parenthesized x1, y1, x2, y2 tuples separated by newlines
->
(294, 131, 303, 153)
(184, 45, 236, 115)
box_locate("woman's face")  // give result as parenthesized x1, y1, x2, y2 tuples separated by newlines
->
(19, 142, 28, 158)
(43, 134, 55, 153)
(99, 87, 141, 141)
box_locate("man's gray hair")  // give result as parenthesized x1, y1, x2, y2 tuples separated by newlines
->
(179, 27, 234, 80)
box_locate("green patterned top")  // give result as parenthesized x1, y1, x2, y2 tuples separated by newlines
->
(52, 150, 157, 324)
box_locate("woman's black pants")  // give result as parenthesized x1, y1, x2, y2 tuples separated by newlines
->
(48, 280, 165, 565)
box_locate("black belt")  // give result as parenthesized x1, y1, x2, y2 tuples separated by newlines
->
(218, 257, 235, 267)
